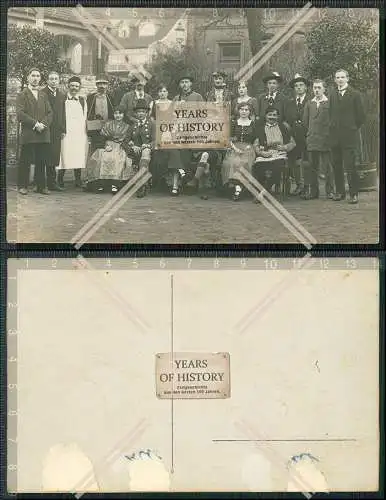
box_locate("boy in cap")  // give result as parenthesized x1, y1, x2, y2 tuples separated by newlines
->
(86, 74, 114, 154)
(122, 99, 156, 198)
(256, 71, 288, 122)
(284, 73, 311, 195)
(119, 75, 153, 126)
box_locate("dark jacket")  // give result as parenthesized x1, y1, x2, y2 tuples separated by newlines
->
(40, 86, 66, 139)
(256, 92, 288, 122)
(303, 98, 331, 151)
(119, 91, 153, 125)
(16, 87, 53, 144)
(173, 91, 204, 102)
(284, 93, 311, 153)
(86, 92, 114, 121)
(329, 86, 365, 148)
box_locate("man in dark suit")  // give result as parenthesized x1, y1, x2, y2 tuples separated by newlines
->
(16, 67, 53, 195)
(86, 74, 114, 154)
(119, 76, 153, 126)
(256, 72, 288, 122)
(284, 74, 311, 195)
(41, 71, 66, 191)
(329, 69, 365, 204)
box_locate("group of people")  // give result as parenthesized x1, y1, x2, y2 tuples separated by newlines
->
(16, 66, 365, 204)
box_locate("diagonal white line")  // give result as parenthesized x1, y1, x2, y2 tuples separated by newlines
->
(240, 7, 318, 83)
(236, 3, 313, 80)
(234, 168, 316, 248)
(232, 254, 314, 335)
(71, 169, 151, 248)
(73, 254, 152, 333)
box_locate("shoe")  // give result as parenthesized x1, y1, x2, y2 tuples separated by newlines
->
(291, 186, 303, 196)
(232, 190, 241, 201)
(35, 187, 50, 195)
(49, 183, 64, 192)
(348, 195, 358, 204)
(171, 187, 179, 196)
(111, 185, 118, 194)
(178, 169, 186, 178)
(18, 188, 28, 195)
(327, 192, 334, 199)
(136, 186, 146, 198)
(200, 192, 209, 200)
(333, 193, 346, 201)
(303, 193, 319, 200)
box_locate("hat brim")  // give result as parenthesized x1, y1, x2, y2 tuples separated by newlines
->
(263, 75, 283, 83)
(178, 76, 194, 83)
(96, 80, 109, 84)
(289, 77, 310, 87)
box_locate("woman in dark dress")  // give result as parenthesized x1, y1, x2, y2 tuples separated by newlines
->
(221, 102, 258, 201)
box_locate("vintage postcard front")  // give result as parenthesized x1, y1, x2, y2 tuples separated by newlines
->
(8, 258, 379, 492)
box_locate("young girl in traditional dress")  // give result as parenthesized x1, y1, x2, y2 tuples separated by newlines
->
(84, 108, 133, 193)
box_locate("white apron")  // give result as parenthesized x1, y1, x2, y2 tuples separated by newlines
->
(58, 98, 88, 170)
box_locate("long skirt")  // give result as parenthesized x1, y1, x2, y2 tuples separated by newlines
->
(85, 141, 135, 187)
(221, 142, 256, 186)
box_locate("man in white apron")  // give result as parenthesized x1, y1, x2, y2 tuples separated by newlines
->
(57, 76, 88, 188)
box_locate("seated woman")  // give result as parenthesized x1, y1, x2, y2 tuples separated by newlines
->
(221, 102, 258, 201)
(84, 107, 134, 194)
(231, 80, 259, 121)
(122, 99, 156, 198)
(253, 106, 296, 200)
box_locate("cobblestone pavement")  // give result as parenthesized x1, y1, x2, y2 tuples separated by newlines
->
(7, 184, 379, 244)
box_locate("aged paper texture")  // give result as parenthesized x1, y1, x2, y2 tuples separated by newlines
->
(10, 259, 379, 492)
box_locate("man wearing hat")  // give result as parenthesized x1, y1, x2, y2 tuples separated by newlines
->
(57, 75, 88, 188)
(256, 71, 288, 122)
(86, 74, 114, 154)
(173, 74, 204, 103)
(122, 99, 155, 198)
(119, 75, 153, 126)
(284, 73, 311, 195)
(167, 74, 204, 195)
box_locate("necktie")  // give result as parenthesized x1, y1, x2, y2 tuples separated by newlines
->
(296, 97, 301, 106)
(268, 94, 274, 105)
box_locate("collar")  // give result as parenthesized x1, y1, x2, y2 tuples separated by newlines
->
(337, 84, 349, 91)
(135, 89, 145, 98)
(95, 92, 107, 98)
(28, 85, 39, 93)
(295, 93, 306, 103)
(67, 94, 79, 100)
(266, 91, 277, 99)
(311, 94, 328, 103)
(181, 90, 193, 98)
(215, 88, 224, 93)
(47, 86, 57, 94)
(265, 122, 279, 128)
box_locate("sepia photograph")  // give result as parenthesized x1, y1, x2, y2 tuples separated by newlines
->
(5, 6, 380, 244)
(7, 257, 379, 492)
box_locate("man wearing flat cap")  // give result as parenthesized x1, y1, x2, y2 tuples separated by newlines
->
(86, 74, 114, 154)
(256, 71, 288, 122)
(119, 75, 153, 126)
(284, 73, 311, 195)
